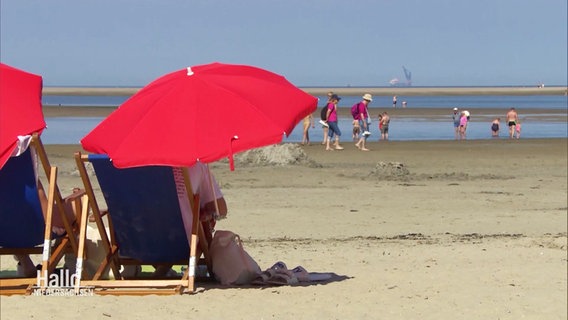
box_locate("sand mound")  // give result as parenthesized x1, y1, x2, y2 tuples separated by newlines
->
(368, 162, 410, 181)
(235, 144, 319, 167)
(64, 145, 319, 176)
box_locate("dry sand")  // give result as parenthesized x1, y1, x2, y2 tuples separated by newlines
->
(1, 138, 567, 319)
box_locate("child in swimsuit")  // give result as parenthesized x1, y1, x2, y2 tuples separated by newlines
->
(491, 118, 500, 137)
(352, 119, 360, 140)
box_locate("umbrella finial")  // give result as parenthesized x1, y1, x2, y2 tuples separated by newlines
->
(228, 136, 239, 171)
(187, 67, 194, 76)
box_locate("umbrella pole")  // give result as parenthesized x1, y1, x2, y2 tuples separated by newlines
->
(206, 164, 221, 220)
(181, 168, 198, 293)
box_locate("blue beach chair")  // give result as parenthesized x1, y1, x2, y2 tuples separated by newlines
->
(74, 152, 211, 295)
(0, 148, 46, 248)
(0, 136, 84, 295)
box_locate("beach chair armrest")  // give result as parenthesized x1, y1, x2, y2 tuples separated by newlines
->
(63, 188, 87, 223)
(89, 209, 109, 223)
(63, 188, 86, 202)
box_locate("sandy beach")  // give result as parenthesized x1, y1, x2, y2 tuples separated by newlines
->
(1, 137, 566, 319)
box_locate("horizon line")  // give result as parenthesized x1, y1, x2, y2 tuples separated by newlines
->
(42, 86, 568, 97)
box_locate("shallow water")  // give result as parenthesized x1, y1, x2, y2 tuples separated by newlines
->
(43, 94, 568, 110)
(42, 116, 567, 145)
(41, 92, 567, 144)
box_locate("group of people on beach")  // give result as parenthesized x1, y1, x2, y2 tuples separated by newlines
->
(302, 95, 526, 146)
(452, 107, 470, 140)
(300, 92, 391, 151)
(354, 111, 391, 142)
(495, 107, 522, 139)
(300, 92, 344, 149)
(453, 106, 521, 140)
(392, 95, 407, 108)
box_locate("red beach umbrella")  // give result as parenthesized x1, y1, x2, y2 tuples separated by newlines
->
(81, 62, 317, 170)
(0, 63, 45, 169)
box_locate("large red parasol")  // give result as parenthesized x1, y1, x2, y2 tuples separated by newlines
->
(81, 62, 317, 169)
(0, 63, 45, 169)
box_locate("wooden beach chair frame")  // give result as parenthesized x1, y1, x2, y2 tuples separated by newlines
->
(74, 152, 212, 295)
(0, 133, 85, 295)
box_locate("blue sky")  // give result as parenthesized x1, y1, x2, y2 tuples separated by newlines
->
(1, 0, 566, 87)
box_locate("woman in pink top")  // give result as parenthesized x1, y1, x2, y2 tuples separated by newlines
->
(324, 94, 344, 150)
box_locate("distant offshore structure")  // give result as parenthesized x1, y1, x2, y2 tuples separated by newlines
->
(389, 66, 412, 86)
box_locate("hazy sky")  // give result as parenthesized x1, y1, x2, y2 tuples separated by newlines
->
(1, 0, 566, 87)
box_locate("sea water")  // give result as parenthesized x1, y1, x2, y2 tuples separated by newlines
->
(43, 93, 568, 110)
(42, 115, 567, 144)
(40, 93, 567, 144)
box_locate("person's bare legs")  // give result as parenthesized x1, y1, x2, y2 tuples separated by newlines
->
(355, 136, 369, 151)
(153, 265, 177, 278)
(322, 127, 328, 145)
(14, 255, 37, 277)
(301, 128, 308, 145)
(325, 138, 333, 151)
(334, 136, 343, 150)
(360, 139, 369, 151)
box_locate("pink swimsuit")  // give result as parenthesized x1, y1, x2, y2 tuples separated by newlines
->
(460, 116, 467, 126)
